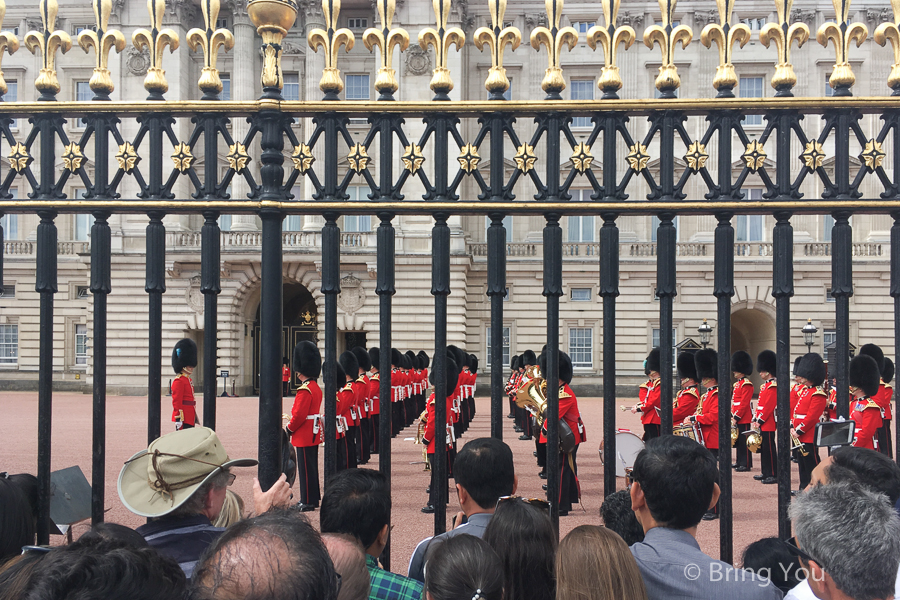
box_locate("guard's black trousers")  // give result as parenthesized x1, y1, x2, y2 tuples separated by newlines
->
(296, 445, 320, 507)
(735, 423, 753, 469)
(796, 442, 820, 490)
(759, 430, 777, 479)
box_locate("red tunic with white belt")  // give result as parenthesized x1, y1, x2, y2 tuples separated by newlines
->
(693, 386, 719, 450)
(672, 385, 701, 424)
(641, 378, 662, 425)
(754, 379, 777, 432)
(851, 397, 883, 449)
(792, 385, 827, 444)
(732, 377, 754, 424)
(368, 373, 380, 415)
(171, 373, 197, 426)
(286, 379, 323, 447)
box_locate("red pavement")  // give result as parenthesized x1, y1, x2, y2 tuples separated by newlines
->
(0, 391, 801, 573)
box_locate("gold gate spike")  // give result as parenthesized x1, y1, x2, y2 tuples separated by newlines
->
(419, 0, 465, 98)
(363, 0, 409, 98)
(586, 0, 635, 98)
(248, 0, 297, 94)
(699, 0, 750, 94)
(474, 0, 521, 98)
(817, 0, 868, 94)
(78, 0, 126, 97)
(188, 0, 235, 98)
(644, 0, 693, 98)
(24, 0, 72, 97)
(760, 0, 810, 94)
(530, 0, 578, 97)
(874, 0, 900, 91)
(132, 0, 180, 97)
(0, 0, 20, 97)
(309, 0, 355, 98)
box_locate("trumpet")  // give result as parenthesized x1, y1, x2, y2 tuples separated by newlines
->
(790, 429, 809, 457)
(414, 409, 430, 471)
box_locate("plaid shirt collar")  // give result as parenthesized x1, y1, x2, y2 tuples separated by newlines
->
(365, 554, 424, 600)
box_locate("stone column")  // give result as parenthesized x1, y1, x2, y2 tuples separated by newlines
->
(302, 3, 326, 231)
(230, 6, 260, 231)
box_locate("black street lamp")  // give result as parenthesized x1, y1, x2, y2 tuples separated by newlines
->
(802, 318, 818, 353)
(698, 319, 713, 349)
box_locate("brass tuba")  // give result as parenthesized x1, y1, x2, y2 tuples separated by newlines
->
(516, 375, 548, 428)
(745, 429, 763, 453)
(415, 409, 430, 471)
(731, 424, 740, 447)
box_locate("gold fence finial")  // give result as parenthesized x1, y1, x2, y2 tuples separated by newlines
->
(643, 0, 693, 98)
(132, 0, 180, 99)
(700, 0, 750, 96)
(363, 0, 409, 98)
(817, 0, 867, 95)
(419, 0, 465, 99)
(761, 0, 809, 95)
(530, 0, 578, 98)
(309, 0, 355, 99)
(24, 0, 71, 98)
(248, 0, 297, 97)
(78, 0, 125, 98)
(188, 0, 235, 98)
(474, 0, 521, 99)
(0, 0, 20, 97)
(874, 0, 900, 91)
(586, 0, 635, 98)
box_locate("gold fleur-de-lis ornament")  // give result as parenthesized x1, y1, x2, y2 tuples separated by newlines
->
(78, 0, 125, 99)
(419, 0, 465, 99)
(817, 0, 868, 95)
(874, 0, 900, 92)
(309, 0, 355, 99)
(587, 0, 635, 98)
(474, 0, 521, 99)
(363, 0, 409, 99)
(132, 0, 180, 99)
(247, 0, 297, 97)
(188, 0, 235, 99)
(24, 0, 72, 99)
(643, 0, 693, 98)
(0, 0, 20, 97)
(699, 0, 751, 96)
(760, 0, 810, 96)
(531, 0, 578, 98)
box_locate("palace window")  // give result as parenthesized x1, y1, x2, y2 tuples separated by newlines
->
(75, 324, 88, 366)
(6, 80, 17, 128)
(220, 74, 231, 101)
(651, 327, 677, 362)
(0, 324, 18, 365)
(346, 74, 370, 100)
(569, 327, 593, 368)
(570, 288, 592, 301)
(484, 215, 513, 239)
(571, 21, 595, 34)
(76, 81, 91, 126)
(283, 73, 300, 102)
(567, 215, 595, 242)
(740, 76, 764, 126)
(486, 325, 511, 368)
(570, 79, 593, 128)
(73, 189, 93, 241)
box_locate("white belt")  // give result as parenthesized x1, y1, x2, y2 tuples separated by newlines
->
(795, 414, 806, 419)
(306, 414, 322, 434)
(446, 422, 455, 443)
(337, 416, 347, 434)
(350, 407, 358, 420)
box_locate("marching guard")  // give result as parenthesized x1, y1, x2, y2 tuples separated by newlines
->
(285, 341, 323, 511)
(850, 354, 883, 450)
(351, 346, 372, 465)
(421, 352, 460, 514)
(731, 351, 754, 472)
(171, 338, 199, 430)
(687, 348, 719, 520)
(752, 350, 778, 484)
(335, 363, 354, 472)
(673, 352, 701, 424)
(367, 347, 381, 453)
(883, 359, 894, 458)
(860, 344, 894, 458)
(631, 348, 661, 441)
(339, 351, 361, 470)
(791, 353, 827, 492)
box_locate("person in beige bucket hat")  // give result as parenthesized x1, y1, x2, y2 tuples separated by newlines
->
(118, 426, 257, 577)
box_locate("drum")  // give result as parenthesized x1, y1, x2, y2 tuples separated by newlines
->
(673, 422, 703, 446)
(599, 430, 645, 478)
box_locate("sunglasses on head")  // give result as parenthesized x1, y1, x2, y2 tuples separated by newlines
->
(496, 495, 551, 510)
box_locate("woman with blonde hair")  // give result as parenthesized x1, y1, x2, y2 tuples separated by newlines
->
(556, 525, 648, 600)
(212, 490, 244, 528)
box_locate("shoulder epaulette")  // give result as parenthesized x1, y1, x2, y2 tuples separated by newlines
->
(559, 386, 573, 399)
(298, 381, 310, 392)
(885, 382, 893, 391)
(357, 375, 366, 383)
(867, 399, 881, 410)
(371, 373, 380, 381)
(341, 382, 354, 392)
(812, 388, 827, 397)
(685, 387, 700, 397)
(174, 373, 184, 380)
(639, 382, 649, 389)
(741, 379, 754, 387)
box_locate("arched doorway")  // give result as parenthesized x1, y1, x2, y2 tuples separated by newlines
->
(251, 283, 318, 394)
(731, 306, 776, 389)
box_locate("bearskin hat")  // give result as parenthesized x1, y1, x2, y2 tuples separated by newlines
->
(677, 352, 698, 381)
(885, 358, 894, 384)
(447, 345, 467, 371)
(351, 346, 371, 372)
(694, 348, 718, 382)
(469, 354, 478, 375)
(292, 340, 321, 379)
(368, 347, 380, 370)
(859, 343, 886, 374)
(793, 356, 802, 377)
(430, 354, 460, 398)
(418, 351, 430, 369)
(338, 351, 359, 379)
(731, 351, 753, 377)
(646, 347, 661, 373)
(522, 349, 537, 366)
(391, 348, 402, 367)
(850, 354, 882, 398)
(335, 363, 346, 389)
(643, 359, 650, 376)
(539, 350, 574, 385)
(510, 355, 520, 371)
(172, 338, 198, 374)
(796, 353, 826, 387)
(405, 350, 417, 369)
(756, 350, 777, 376)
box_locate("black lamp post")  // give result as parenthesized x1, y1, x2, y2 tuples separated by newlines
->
(698, 319, 713, 349)
(802, 318, 818, 353)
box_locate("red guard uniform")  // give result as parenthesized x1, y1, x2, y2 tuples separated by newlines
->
(555, 384, 586, 513)
(672, 385, 701, 424)
(792, 385, 827, 489)
(790, 383, 802, 415)
(693, 386, 719, 450)
(171, 373, 197, 428)
(336, 381, 355, 471)
(851, 396, 883, 450)
(732, 377, 755, 470)
(356, 374, 371, 465)
(423, 390, 455, 509)
(640, 377, 662, 441)
(286, 379, 323, 507)
(282, 364, 290, 396)
(368, 372, 381, 453)
(754, 378, 777, 480)
(874, 380, 894, 457)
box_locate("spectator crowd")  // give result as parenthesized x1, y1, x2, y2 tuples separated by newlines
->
(2, 428, 900, 600)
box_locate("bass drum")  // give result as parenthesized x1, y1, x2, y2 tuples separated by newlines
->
(598, 430, 646, 478)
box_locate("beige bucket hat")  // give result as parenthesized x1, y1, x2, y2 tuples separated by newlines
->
(118, 427, 257, 518)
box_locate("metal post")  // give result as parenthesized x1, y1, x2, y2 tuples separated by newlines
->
(657, 213, 676, 434)
(893, 212, 900, 466)
(35, 210, 57, 545)
(544, 213, 562, 532)
(714, 212, 735, 564)
(146, 212, 165, 443)
(322, 212, 341, 481)
(376, 211, 395, 570)
(599, 212, 619, 498)
(487, 212, 506, 439)
(832, 211, 853, 418)
(201, 108, 223, 430)
(773, 211, 794, 537)
(432, 213, 451, 535)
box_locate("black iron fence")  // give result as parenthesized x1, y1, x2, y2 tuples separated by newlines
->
(2, 0, 900, 567)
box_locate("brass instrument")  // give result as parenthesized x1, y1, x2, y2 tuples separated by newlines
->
(745, 429, 762, 453)
(516, 376, 548, 428)
(414, 409, 430, 471)
(791, 429, 809, 456)
(730, 424, 740, 447)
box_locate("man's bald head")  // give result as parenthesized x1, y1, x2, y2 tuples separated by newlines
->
(189, 511, 338, 600)
(322, 533, 370, 600)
